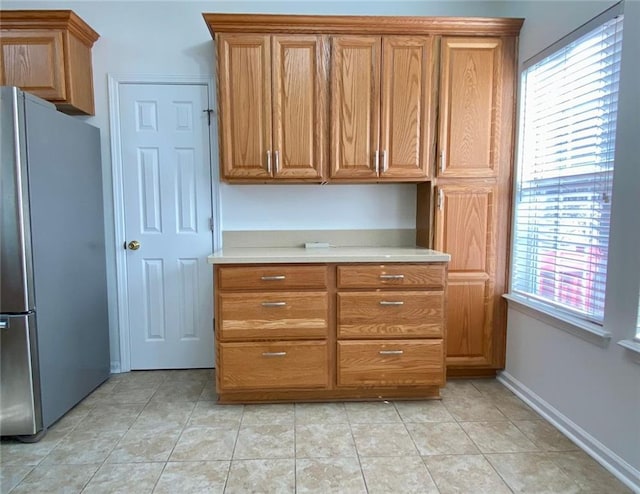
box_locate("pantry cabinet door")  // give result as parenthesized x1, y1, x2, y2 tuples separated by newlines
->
(330, 36, 380, 179)
(271, 35, 327, 180)
(380, 36, 436, 180)
(217, 34, 272, 179)
(438, 37, 503, 178)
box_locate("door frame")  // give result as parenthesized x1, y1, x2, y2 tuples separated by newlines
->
(108, 75, 222, 373)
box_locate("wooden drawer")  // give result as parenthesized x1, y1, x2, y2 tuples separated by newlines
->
(337, 340, 444, 387)
(219, 292, 328, 340)
(337, 264, 446, 288)
(218, 265, 327, 290)
(218, 341, 328, 390)
(337, 291, 444, 338)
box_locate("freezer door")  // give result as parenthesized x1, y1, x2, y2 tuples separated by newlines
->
(0, 87, 34, 314)
(0, 313, 41, 436)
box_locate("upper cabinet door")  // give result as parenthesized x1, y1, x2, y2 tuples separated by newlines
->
(330, 36, 380, 179)
(217, 34, 272, 179)
(438, 37, 503, 178)
(271, 35, 327, 180)
(380, 36, 436, 180)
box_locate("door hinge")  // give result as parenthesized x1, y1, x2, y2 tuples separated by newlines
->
(203, 108, 214, 126)
(209, 217, 214, 231)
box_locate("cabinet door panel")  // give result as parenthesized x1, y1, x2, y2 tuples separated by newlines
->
(445, 275, 493, 367)
(380, 36, 435, 179)
(272, 35, 326, 179)
(1, 31, 66, 101)
(434, 185, 494, 273)
(217, 34, 272, 179)
(439, 38, 502, 178)
(330, 36, 380, 179)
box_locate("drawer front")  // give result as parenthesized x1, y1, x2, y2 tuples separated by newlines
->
(337, 264, 445, 288)
(337, 340, 444, 387)
(218, 265, 327, 290)
(219, 292, 328, 340)
(338, 291, 444, 338)
(219, 341, 328, 390)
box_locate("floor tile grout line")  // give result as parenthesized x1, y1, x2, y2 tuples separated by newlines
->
(222, 403, 244, 492)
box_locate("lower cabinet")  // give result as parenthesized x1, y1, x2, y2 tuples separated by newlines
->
(214, 262, 447, 403)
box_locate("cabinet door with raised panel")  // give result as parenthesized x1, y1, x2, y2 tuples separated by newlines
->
(434, 184, 496, 368)
(0, 31, 66, 102)
(217, 34, 272, 179)
(379, 36, 436, 180)
(272, 35, 326, 180)
(330, 36, 380, 179)
(438, 37, 503, 178)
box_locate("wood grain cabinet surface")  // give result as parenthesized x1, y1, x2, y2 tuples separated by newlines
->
(214, 262, 448, 403)
(330, 35, 436, 181)
(217, 33, 327, 182)
(0, 10, 99, 115)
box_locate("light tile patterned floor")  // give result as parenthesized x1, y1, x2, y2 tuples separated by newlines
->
(0, 370, 632, 493)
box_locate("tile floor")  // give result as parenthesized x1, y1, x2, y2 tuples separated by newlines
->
(0, 370, 632, 493)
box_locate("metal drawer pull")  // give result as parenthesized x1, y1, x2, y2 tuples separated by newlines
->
(379, 274, 404, 280)
(261, 302, 287, 307)
(262, 352, 287, 357)
(379, 350, 404, 355)
(379, 301, 404, 306)
(261, 275, 286, 281)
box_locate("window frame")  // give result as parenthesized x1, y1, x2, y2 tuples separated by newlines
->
(507, 2, 624, 343)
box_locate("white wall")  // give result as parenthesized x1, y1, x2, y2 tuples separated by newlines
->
(501, 0, 640, 488)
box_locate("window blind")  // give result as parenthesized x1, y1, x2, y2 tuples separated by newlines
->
(511, 9, 623, 323)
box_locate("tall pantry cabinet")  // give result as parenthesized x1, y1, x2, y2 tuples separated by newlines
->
(426, 36, 517, 377)
(204, 14, 523, 378)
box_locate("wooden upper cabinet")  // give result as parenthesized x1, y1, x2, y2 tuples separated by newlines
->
(330, 35, 435, 181)
(380, 36, 436, 179)
(0, 10, 99, 115)
(438, 37, 503, 178)
(217, 33, 326, 182)
(272, 35, 326, 179)
(217, 34, 272, 179)
(330, 36, 380, 179)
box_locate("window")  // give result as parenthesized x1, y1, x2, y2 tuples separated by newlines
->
(511, 5, 623, 324)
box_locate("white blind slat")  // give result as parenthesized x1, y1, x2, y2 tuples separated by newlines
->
(512, 13, 623, 323)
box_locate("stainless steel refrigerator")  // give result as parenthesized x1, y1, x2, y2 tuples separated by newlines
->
(0, 86, 110, 439)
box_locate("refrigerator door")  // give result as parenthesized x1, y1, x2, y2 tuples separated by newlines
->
(0, 313, 41, 436)
(0, 87, 35, 314)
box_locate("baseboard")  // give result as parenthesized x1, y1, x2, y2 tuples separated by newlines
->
(110, 361, 121, 374)
(498, 371, 640, 493)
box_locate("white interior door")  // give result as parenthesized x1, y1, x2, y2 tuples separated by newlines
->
(119, 83, 214, 369)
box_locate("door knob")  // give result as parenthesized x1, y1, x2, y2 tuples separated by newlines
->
(127, 240, 141, 250)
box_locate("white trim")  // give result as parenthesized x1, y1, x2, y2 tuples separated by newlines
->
(498, 371, 640, 493)
(503, 293, 612, 347)
(107, 74, 221, 373)
(617, 339, 640, 362)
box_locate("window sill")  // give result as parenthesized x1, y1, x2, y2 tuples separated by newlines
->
(503, 293, 612, 347)
(617, 339, 640, 363)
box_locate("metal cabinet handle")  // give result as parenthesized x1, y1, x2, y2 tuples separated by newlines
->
(274, 150, 280, 173)
(374, 150, 380, 174)
(382, 150, 388, 172)
(379, 274, 404, 280)
(262, 352, 287, 357)
(266, 150, 272, 173)
(261, 302, 287, 307)
(261, 275, 285, 281)
(379, 301, 404, 306)
(379, 350, 404, 355)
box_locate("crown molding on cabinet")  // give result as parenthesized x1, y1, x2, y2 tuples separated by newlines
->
(203, 13, 524, 37)
(0, 10, 100, 47)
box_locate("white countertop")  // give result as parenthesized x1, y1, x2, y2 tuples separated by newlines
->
(207, 246, 450, 264)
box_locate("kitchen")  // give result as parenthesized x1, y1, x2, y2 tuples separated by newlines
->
(0, 1, 638, 493)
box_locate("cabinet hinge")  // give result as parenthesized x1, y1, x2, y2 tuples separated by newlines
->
(437, 189, 444, 210)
